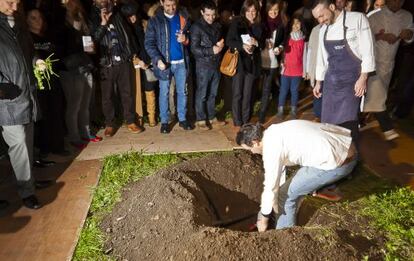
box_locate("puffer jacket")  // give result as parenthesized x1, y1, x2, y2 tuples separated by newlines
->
(89, 6, 134, 67)
(190, 18, 222, 69)
(144, 9, 191, 80)
(0, 13, 40, 126)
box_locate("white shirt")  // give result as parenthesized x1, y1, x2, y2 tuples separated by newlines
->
(260, 120, 352, 215)
(369, 7, 414, 64)
(316, 11, 376, 81)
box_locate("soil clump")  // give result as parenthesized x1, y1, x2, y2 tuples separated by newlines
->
(102, 152, 385, 260)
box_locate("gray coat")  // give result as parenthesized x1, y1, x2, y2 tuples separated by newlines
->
(0, 13, 39, 126)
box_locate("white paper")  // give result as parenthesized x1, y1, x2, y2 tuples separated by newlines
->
(241, 34, 251, 44)
(82, 36, 94, 53)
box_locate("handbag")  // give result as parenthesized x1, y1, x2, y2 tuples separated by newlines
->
(220, 48, 238, 77)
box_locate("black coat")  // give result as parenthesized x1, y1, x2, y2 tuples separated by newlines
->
(89, 6, 135, 67)
(0, 13, 40, 125)
(190, 18, 222, 69)
(226, 17, 264, 77)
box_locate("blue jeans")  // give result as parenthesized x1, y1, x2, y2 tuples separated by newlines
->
(159, 63, 187, 124)
(278, 75, 301, 107)
(275, 159, 357, 229)
(195, 67, 220, 121)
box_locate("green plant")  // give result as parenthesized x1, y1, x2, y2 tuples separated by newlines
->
(33, 54, 59, 90)
(359, 187, 414, 260)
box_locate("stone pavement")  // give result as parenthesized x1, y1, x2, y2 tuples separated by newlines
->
(0, 116, 413, 261)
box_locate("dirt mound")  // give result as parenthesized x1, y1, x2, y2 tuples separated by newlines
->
(102, 152, 384, 260)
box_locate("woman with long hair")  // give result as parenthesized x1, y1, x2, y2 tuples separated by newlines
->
(226, 0, 264, 130)
(59, 0, 101, 150)
(258, 0, 287, 123)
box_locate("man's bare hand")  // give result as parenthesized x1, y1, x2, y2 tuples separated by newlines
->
(399, 29, 414, 41)
(100, 9, 112, 26)
(157, 60, 166, 70)
(216, 38, 224, 48)
(176, 31, 186, 43)
(375, 29, 399, 44)
(256, 212, 269, 232)
(313, 81, 322, 98)
(354, 74, 368, 97)
(35, 59, 47, 71)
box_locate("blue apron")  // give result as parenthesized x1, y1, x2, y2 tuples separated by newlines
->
(322, 11, 361, 125)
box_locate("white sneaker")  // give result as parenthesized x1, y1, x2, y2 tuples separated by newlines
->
(359, 120, 379, 131)
(383, 129, 400, 141)
(196, 121, 211, 131)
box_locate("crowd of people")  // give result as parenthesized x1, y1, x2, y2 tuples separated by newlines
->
(0, 0, 412, 217)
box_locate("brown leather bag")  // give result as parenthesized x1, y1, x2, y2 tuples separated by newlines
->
(220, 49, 239, 77)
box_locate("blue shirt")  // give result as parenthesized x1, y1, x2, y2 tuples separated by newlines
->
(167, 14, 183, 61)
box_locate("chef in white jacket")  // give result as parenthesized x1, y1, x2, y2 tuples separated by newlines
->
(312, 0, 375, 146)
(363, 0, 414, 141)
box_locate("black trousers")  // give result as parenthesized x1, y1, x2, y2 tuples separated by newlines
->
(259, 68, 278, 123)
(232, 72, 255, 126)
(100, 62, 136, 127)
(374, 111, 393, 132)
(339, 120, 359, 151)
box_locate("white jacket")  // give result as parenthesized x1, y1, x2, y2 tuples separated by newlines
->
(316, 11, 376, 81)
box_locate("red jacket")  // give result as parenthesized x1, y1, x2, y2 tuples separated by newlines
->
(283, 37, 304, 77)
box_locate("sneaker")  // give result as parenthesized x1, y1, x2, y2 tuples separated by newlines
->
(179, 121, 194, 130)
(70, 142, 87, 150)
(196, 121, 211, 131)
(160, 123, 170, 134)
(127, 123, 144, 134)
(82, 136, 103, 142)
(210, 118, 226, 126)
(359, 113, 379, 131)
(104, 126, 115, 137)
(383, 129, 399, 141)
(312, 188, 342, 201)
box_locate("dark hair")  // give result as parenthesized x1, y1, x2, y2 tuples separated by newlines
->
(236, 123, 264, 146)
(264, 0, 288, 26)
(200, 0, 217, 12)
(286, 14, 307, 37)
(121, 2, 138, 17)
(312, 0, 335, 9)
(241, 0, 261, 24)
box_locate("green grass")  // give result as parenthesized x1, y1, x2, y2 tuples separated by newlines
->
(73, 152, 181, 261)
(359, 187, 414, 260)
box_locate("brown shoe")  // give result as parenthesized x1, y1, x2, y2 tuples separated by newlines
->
(127, 123, 144, 134)
(104, 127, 115, 137)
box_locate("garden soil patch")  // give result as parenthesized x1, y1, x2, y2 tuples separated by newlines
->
(102, 152, 385, 260)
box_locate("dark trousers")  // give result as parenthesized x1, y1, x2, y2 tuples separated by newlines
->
(232, 72, 255, 126)
(313, 97, 322, 118)
(195, 67, 221, 121)
(374, 111, 393, 132)
(34, 87, 65, 155)
(339, 120, 359, 151)
(259, 68, 277, 123)
(100, 62, 136, 127)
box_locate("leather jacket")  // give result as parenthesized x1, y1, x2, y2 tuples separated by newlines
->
(190, 18, 223, 69)
(0, 13, 40, 125)
(89, 6, 134, 67)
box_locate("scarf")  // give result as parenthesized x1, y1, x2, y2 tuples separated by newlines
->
(265, 15, 281, 38)
(290, 30, 304, 41)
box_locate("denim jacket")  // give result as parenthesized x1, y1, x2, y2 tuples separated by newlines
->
(144, 9, 191, 80)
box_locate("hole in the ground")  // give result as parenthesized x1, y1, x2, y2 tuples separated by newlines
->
(184, 171, 260, 232)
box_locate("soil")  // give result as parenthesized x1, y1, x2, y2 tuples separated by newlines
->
(101, 151, 385, 260)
